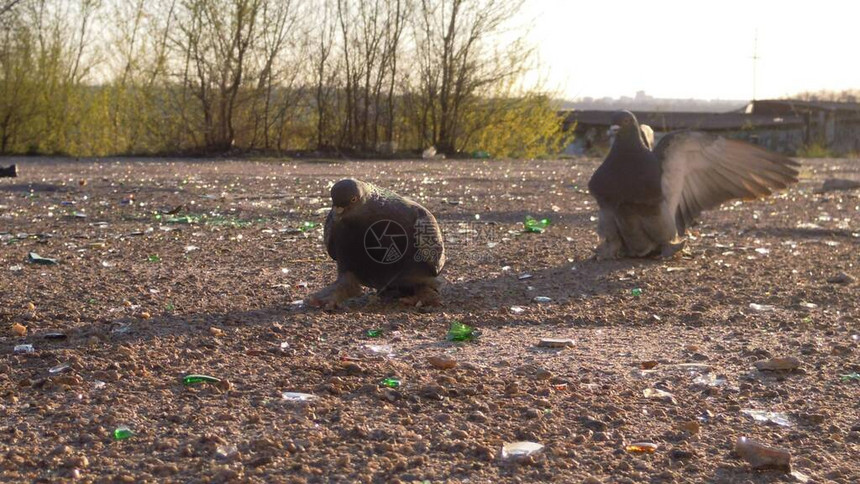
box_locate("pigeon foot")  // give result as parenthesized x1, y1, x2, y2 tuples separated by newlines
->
(399, 285, 442, 307)
(305, 273, 363, 309)
(660, 239, 687, 259)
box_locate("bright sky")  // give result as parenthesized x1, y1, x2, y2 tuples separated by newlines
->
(524, 0, 860, 100)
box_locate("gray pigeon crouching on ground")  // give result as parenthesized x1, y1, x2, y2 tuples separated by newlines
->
(588, 110, 799, 259)
(306, 178, 446, 308)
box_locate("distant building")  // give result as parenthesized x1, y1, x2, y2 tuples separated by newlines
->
(746, 99, 860, 154)
(561, 99, 860, 155)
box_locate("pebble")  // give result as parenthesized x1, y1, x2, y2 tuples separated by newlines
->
(679, 421, 700, 434)
(669, 449, 695, 460)
(12, 323, 27, 336)
(640, 360, 659, 370)
(826, 272, 855, 284)
(643, 388, 677, 405)
(428, 356, 457, 370)
(538, 338, 575, 348)
(734, 436, 791, 471)
(754, 357, 801, 371)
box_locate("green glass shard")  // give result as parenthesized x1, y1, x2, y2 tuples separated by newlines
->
(523, 216, 550, 233)
(183, 374, 221, 386)
(447, 321, 476, 342)
(113, 426, 134, 440)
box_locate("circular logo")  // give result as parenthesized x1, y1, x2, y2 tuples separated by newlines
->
(364, 219, 408, 264)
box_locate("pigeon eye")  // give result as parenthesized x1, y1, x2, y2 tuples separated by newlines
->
(350, 196, 358, 203)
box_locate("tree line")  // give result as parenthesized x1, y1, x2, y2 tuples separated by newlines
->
(0, 0, 568, 158)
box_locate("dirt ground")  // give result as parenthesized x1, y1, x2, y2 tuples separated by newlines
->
(1, 155, 858, 483)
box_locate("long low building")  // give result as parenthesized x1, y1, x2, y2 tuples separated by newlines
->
(562, 99, 860, 155)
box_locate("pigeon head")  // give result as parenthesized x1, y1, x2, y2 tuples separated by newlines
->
(330, 178, 369, 218)
(610, 110, 640, 138)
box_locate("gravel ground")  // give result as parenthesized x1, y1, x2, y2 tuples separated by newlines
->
(1, 156, 858, 483)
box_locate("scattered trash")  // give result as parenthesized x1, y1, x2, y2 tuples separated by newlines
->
(523, 216, 551, 233)
(43, 332, 68, 340)
(734, 436, 791, 471)
(509, 306, 526, 314)
(165, 215, 199, 224)
(517, 273, 533, 280)
(215, 444, 238, 460)
(298, 221, 319, 232)
(28, 252, 57, 265)
(9, 265, 23, 272)
(182, 374, 221, 386)
(692, 373, 727, 387)
(11, 323, 27, 336)
(625, 442, 658, 453)
(537, 338, 575, 348)
(742, 409, 794, 427)
(185, 245, 199, 253)
(749, 303, 775, 312)
(754, 357, 801, 372)
(533, 296, 552, 303)
(840, 372, 860, 382)
(49, 363, 71, 374)
(380, 378, 401, 388)
(147, 255, 161, 263)
(447, 321, 477, 342)
(282, 392, 316, 402)
(500, 441, 544, 460)
(363, 344, 394, 358)
(428, 356, 457, 370)
(365, 329, 383, 338)
(13, 344, 34, 354)
(113, 426, 134, 441)
(631, 288, 643, 297)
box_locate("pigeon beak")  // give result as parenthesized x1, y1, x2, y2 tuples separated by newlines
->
(335, 206, 345, 215)
(609, 125, 620, 133)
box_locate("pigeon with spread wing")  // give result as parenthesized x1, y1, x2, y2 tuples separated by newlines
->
(588, 110, 799, 259)
(306, 178, 445, 308)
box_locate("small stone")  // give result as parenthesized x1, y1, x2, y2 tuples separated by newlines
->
(579, 416, 608, 432)
(684, 344, 700, 352)
(826, 272, 855, 284)
(140, 312, 151, 320)
(11, 323, 27, 337)
(342, 362, 364, 375)
(669, 449, 695, 460)
(525, 408, 542, 419)
(754, 357, 801, 371)
(535, 368, 553, 380)
(643, 388, 677, 405)
(679, 421, 700, 435)
(640, 360, 659, 370)
(735, 436, 791, 471)
(583, 477, 602, 484)
(469, 411, 489, 423)
(210, 327, 224, 337)
(500, 441, 543, 461)
(504, 383, 519, 395)
(538, 338, 575, 348)
(419, 385, 445, 400)
(428, 356, 457, 370)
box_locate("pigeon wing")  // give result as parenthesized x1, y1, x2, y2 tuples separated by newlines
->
(323, 209, 336, 260)
(655, 131, 799, 232)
